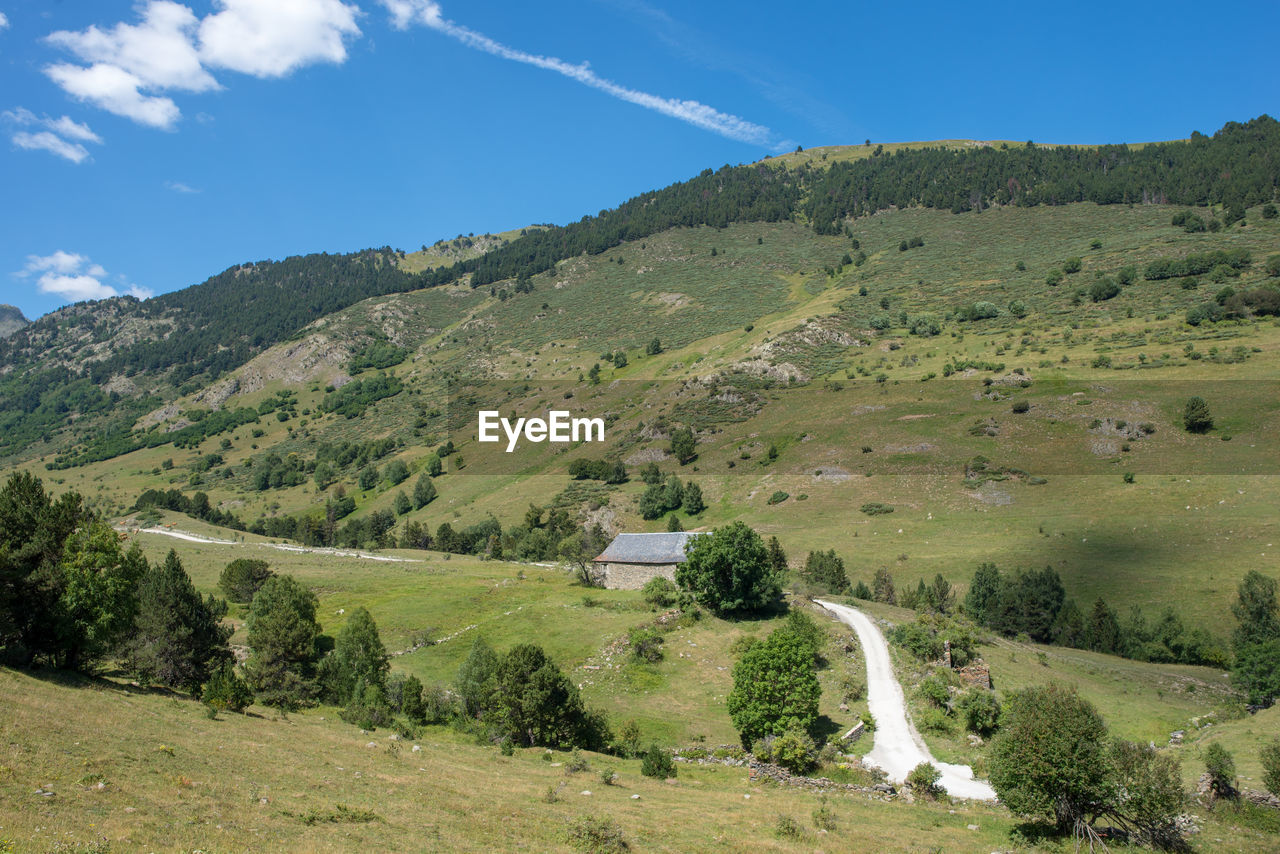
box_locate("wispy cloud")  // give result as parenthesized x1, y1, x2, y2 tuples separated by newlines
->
(165, 180, 200, 193)
(16, 251, 152, 303)
(0, 12, 9, 32)
(4, 107, 102, 163)
(380, 1, 774, 146)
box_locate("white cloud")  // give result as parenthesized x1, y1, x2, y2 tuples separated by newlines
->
(165, 180, 200, 193)
(17, 252, 150, 303)
(12, 130, 91, 163)
(377, 1, 773, 146)
(47, 1, 217, 93)
(45, 62, 181, 129)
(0, 12, 9, 31)
(199, 0, 362, 78)
(4, 108, 102, 162)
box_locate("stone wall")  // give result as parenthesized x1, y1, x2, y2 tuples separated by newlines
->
(595, 561, 677, 590)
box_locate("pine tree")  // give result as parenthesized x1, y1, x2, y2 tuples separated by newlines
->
(125, 550, 232, 694)
(243, 575, 323, 709)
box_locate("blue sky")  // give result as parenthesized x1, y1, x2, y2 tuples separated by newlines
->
(2, 1, 1277, 320)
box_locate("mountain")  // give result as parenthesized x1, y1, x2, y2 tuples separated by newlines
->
(0, 304, 27, 338)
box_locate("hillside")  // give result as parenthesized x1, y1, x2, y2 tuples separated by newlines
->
(3, 117, 1280, 851)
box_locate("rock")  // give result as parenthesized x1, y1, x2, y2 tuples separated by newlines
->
(631, 794, 641, 800)
(388, 734, 400, 741)
(967, 824, 980, 830)
(838, 703, 849, 712)
(580, 790, 592, 796)
(412, 745, 422, 753)
(366, 741, 378, 748)
(259, 797, 269, 805)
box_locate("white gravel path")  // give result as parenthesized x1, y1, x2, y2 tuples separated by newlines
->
(126, 526, 423, 563)
(816, 599, 997, 801)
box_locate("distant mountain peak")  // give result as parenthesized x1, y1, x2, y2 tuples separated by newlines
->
(0, 304, 29, 339)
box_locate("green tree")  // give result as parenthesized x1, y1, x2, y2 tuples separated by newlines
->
(359, 464, 379, 490)
(0, 472, 85, 665)
(1182, 396, 1213, 433)
(988, 683, 1114, 829)
(802, 549, 849, 594)
(383, 459, 410, 485)
(125, 550, 232, 694)
(318, 606, 389, 705)
(640, 743, 676, 778)
(872, 567, 896, 605)
(394, 491, 412, 515)
(426, 455, 443, 477)
(218, 558, 274, 604)
(681, 482, 705, 515)
(670, 427, 697, 464)
(455, 636, 499, 718)
(412, 473, 438, 509)
(53, 521, 147, 671)
(1109, 740, 1186, 848)
(766, 536, 788, 575)
(646, 337, 662, 356)
(493, 643, 606, 749)
(1230, 571, 1280, 704)
(727, 625, 821, 748)
(243, 575, 323, 709)
(675, 521, 781, 614)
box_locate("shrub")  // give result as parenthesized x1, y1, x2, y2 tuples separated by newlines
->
(802, 549, 850, 594)
(1261, 737, 1280, 797)
(812, 797, 837, 831)
(756, 728, 818, 774)
(1062, 257, 1083, 274)
(957, 690, 1000, 737)
(766, 490, 789, 505)
(565, 816, 628, 853)
(906, 762, 942, 798)
(1011, 399, 1030, 413)
(918, 674, 951, 709)
(202, 661, 253, 714)
(640, 744, 676, 779)
(860, 502, 894, 516)
(1204, 743, 1236, 797)
(628, 626, 665, 663)
(641, 577, 678, 610)
(774, 815, 803, 839)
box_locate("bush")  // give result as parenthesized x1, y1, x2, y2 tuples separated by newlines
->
(766, 490, 789, 505)
(860, 502, 894, 516)
(1261, 737, 1280, 797)
(957, 690, 1000, 737)
(565, 816, 628, 853)
(906, 762, 942, 798)
(202, 661, 253, 714)
(1062, 257, 1083, 274)
(756, 728, 818, 774)
(1011, 399, 1030, 413)
(774, 814, 803, 839)
(640, 744, 676, 779)
(641, 577, 678, 610)
(802, 549, 849, 594)
(918, 674, 951, 709)
(1204, 743, 1237, 797)
(628, 626, 664, 663)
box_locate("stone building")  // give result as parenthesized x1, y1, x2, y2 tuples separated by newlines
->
(591, 532, 704, 589)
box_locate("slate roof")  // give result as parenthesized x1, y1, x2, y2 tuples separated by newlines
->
(593, 532, 705, 565)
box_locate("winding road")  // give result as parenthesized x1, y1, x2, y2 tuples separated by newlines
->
(816, 599, 997, 801)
